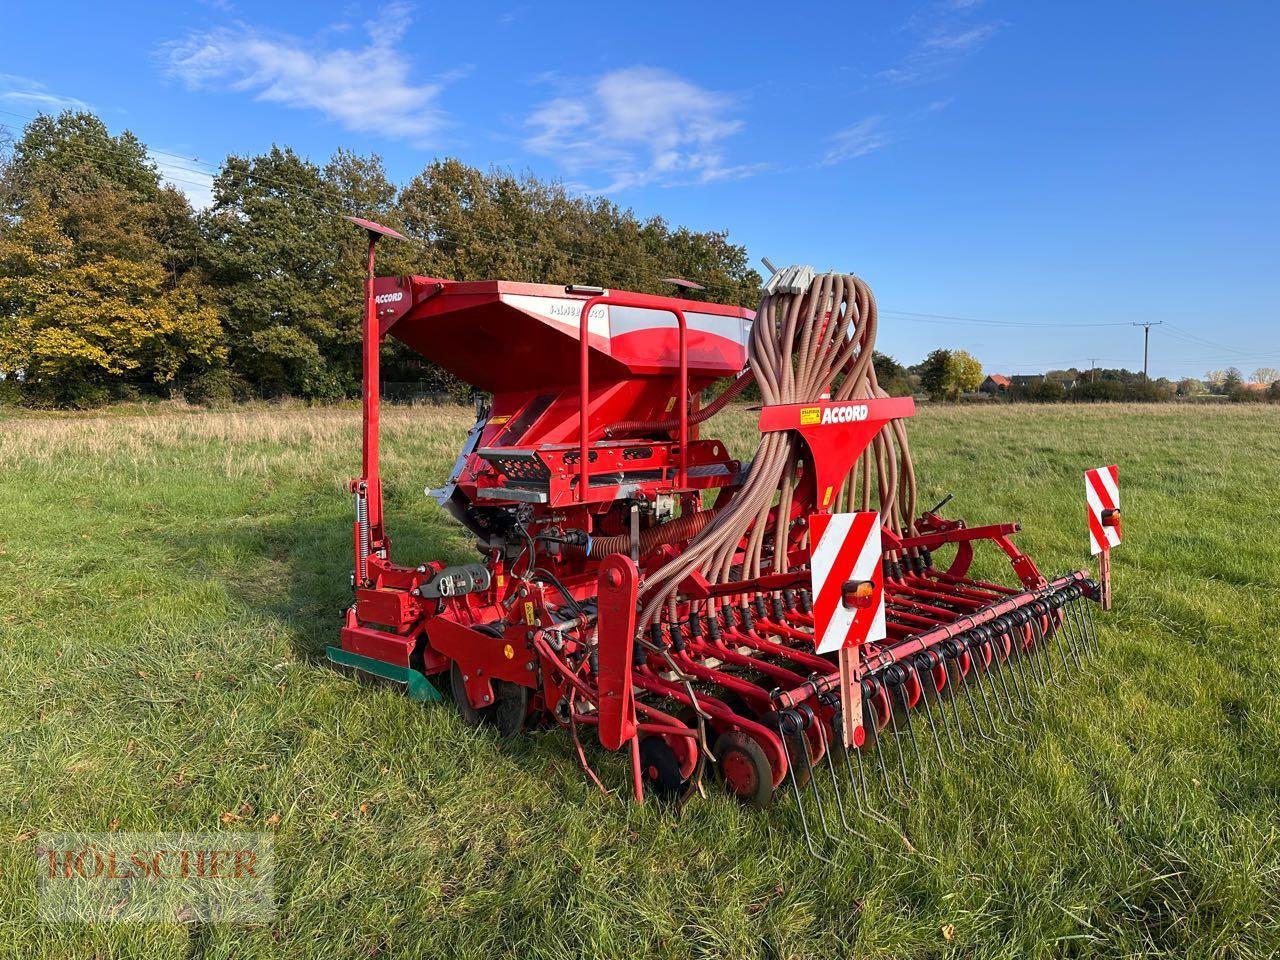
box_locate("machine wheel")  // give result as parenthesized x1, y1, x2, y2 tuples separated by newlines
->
(638, 735, 687, 802)
(449, 662, 529, 737)
(713, 731, 774, 808)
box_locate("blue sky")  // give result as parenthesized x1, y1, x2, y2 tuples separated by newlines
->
(3, 0, 1278, 379)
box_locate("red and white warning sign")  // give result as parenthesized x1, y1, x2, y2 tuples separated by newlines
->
(808, 511, 887, 654)
(1085, 464, 1121, 555)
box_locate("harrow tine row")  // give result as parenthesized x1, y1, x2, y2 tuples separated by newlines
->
(769, 583, 1103, 847)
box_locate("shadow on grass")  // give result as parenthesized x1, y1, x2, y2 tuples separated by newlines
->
(147, 496, 608, 776)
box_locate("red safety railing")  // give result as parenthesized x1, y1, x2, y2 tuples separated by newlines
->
(577, 293, 689, 499)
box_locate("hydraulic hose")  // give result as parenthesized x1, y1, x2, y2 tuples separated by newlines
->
(586, 506, 719, 558)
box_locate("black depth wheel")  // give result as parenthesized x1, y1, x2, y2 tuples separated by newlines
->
(450, 662, 529, 737)
(713, 730, 774, 808)
(638, 736, 687, 802)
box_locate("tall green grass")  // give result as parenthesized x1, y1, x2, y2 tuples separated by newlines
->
(1, 403, 1277, 959)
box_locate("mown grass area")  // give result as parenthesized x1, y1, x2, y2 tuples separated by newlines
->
(1, 402, 1278, 959)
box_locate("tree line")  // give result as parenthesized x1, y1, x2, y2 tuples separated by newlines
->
(5, 112, 1272, 409)
(0, 112, 762, 407)
(998, 366, 1280, 403)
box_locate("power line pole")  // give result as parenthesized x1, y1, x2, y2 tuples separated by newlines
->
(1132, 322, 1163, 380)
(1087, 357, 1101, 382)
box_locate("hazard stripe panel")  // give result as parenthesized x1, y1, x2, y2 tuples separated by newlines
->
(809, 511, 887, 654)
(1085, 464, 1121, 555)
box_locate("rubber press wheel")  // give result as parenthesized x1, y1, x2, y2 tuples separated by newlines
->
(449, 662, 529, 737)
(638, 735, 687, 802)
(713, 731, 775, 808)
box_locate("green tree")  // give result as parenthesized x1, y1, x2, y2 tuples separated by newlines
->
(395, 159, 760, 305)
(1022, 379, 1065, 402)
(1176, 377, 1207, 396)
(919, 348, 982, 401)
(918, 349, 952, 401)
(201, 146, 396, 398)
(872, 352, 911, 396)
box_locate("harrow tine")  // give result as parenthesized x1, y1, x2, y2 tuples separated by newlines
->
(782, 730, 833, 866)
(976, 637, 1013, 725)
(894, 681, 929, 775)
(844, 731, 894, 827)
(1050, 606, 1078, 671)
(1022, 621, 1050, 689)
(941, 655, 969, 749)
(952, 645, 999, 745)
(1084, 595, 1102, 656)
(919, 675, 951, 767)
(930, 662, 961, 754)
(1061, 595, 1088, 664)
(816, 721, 854, 834)
(1021, 618, 1049, 687)
(815, 715, 872, 844)
(1005, 626, 1038, 710)
(813, 715, 892, 849)
(1005, 635, 1037, 718)
(1018, 624, 1049, 691)
(884, 684, 917, 794)
(797, 720, 840, 847)
(977, 650, 1018, 742)
(872, 720, 908, 805)
(1029, 616, 1049, 686)
(990, 637, 1026, 722)
(1067, 598, 1091, 665)
(964, 639, 1006, 741)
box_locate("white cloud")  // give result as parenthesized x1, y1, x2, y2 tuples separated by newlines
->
(0, 74, 91, 113)
(523, 67, 755, 191)
(878, 2, 1003, 86)
(161, 3, 448, 146)
(921, 23, 1002, 52)
(149, 151, 216, 210)
(822, 117, 891, 166)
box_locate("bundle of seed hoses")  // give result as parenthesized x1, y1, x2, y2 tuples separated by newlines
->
(637, 269, 918, 630)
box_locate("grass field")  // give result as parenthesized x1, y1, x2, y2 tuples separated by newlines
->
(2, 402, 1279, 959)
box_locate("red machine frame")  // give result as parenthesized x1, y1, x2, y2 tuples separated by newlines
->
(329, 222, 1104, 812)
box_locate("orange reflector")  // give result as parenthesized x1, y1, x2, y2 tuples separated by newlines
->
(1101, 508, 1122, 533)
(841, 579, 875, 609)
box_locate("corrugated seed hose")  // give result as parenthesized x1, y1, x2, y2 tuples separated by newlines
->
(636, 268, 918, 630)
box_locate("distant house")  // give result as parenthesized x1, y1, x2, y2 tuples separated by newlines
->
(1009, 375, 1045, 391)
(979, 374, 1011, 394)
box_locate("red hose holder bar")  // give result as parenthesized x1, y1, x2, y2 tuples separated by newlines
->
(578, 292, 689, 500)
(758, 397, 916, 510)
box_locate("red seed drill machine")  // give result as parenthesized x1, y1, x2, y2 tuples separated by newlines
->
(328, 219, 1120, 842)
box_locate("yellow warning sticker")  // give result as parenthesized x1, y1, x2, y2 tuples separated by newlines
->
(665, 396, 676, 412)
(503, 643, 515, 660)
(799, 406, 821, 425)
(496, 574, 505, 588)
(822, 485, 834, 507)
(489, 415, 511, 425)
(523, 601, 536, 626)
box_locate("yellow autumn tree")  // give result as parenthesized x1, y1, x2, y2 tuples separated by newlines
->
(0, 195, 73, 379)
(2, 113, 225, 404)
